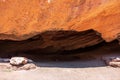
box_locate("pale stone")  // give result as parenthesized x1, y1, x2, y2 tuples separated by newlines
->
(103, 57, 120, 67)
(10, 57, 28, 66)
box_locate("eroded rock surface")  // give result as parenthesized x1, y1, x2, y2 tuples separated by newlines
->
(0, 0, 119, 55)
(0, 0, 119, 42)
(0, 30, 103, 55)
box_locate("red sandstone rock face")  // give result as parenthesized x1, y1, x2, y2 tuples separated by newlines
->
(0, 0, 119, 55)
(0, 0, 119, 42)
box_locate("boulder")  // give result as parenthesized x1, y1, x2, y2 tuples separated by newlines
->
(10, 57, 28, 66)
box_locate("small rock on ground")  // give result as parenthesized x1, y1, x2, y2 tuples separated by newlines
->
(102, 56, 120, 67)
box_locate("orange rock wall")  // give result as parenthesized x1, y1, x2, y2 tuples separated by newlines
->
(0, 0, 120, 42)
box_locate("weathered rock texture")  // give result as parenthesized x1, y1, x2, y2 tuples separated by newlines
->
(0, 0, 120, 41)
(0, 0, 119, 55)
(0, 30, 103, 56)
(10, 57, 28, 66)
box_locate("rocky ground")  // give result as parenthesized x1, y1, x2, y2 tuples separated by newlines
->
(0, 60, 120, 80)
(0, 41, 120, 80)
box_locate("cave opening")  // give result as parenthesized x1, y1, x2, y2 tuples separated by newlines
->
(0, 29, 119, 61)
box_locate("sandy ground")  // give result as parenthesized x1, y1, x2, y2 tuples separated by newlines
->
(0, 59, 120, 80)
